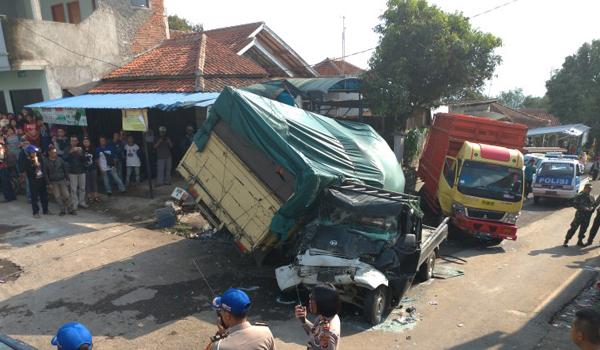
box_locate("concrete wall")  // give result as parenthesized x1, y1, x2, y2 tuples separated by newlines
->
(0, 0, 167, 103)
(0, 70, 51, 113)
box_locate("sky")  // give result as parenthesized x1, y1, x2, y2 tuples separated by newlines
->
(165, 0, 600, 98)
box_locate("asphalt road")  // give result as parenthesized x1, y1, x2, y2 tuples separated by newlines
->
(1, 186, 599, 349)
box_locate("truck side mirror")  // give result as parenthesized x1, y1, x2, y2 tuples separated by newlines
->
(403, 234, 416, 249)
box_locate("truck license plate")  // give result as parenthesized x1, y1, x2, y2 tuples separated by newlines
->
(546, 190, 557, 195)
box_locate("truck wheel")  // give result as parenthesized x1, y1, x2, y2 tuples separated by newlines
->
(488, 238, 504, 246)
(363, 286, 388, 325)
(533, 196, 540, 204)
(418, 250, 436, 281)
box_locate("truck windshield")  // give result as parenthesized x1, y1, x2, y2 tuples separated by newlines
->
(317, 205, 398, 237)
(537, 163, 574, 177)
(457, 161, 523, 202)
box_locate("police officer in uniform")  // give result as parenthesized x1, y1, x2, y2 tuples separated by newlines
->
(564, 183, 595, 247)
(206, 289, 276, 350)
(295, 284, 341, 350)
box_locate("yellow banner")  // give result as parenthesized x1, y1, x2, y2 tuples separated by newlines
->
(122, 109, 148, 132)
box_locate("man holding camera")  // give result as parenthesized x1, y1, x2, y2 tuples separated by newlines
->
(207, 289, 276, 350)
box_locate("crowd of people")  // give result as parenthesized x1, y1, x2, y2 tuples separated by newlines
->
(0, 109, 195, 218)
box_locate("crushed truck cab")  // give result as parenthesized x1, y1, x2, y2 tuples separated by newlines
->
(276, 184, 448, 325)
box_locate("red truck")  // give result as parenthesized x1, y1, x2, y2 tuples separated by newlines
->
(417, 113, 528, 243)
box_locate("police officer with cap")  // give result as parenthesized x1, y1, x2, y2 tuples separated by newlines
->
(207, 288, 276, 350)
(564, 183, 596, 247)
(51, 322, 93, 350)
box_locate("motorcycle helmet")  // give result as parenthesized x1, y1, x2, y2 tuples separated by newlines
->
(25, 145, 39, 154)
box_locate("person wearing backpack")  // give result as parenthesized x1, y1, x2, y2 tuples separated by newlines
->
(96, 135, 125, 197)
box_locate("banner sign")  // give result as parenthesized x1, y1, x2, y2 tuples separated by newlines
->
(122, 109, 148, 132)
(33, 108, 87, 126)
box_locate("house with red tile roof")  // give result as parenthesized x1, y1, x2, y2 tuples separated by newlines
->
(448, 99, 561, 129)
(90, 34, 269, 94)
(313, 58, 363, 77)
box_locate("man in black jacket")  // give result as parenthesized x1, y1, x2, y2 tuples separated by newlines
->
(22, 145, 52, 218)
(63, 136, 87, 210)
(44, 147, 75, 216)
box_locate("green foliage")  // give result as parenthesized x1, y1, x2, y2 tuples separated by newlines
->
(404, 128, 427, 166)
(546, 40, 600, 130)
(168, 15, 203, 32)
(497, 88, 526, 108)
(522, 95, 549, 108)
(362, 0, 502, 128)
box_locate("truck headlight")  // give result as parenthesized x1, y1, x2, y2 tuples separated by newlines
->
(504, 211, 520, 225)
(533, 184, 542, 188)
(452, 201, 465, 216)
(563, 185, 574, 190)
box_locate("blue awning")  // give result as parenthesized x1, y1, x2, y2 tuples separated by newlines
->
(26, 92, 220, 111)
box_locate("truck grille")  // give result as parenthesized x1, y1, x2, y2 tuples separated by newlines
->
(466, 208, 505, 221)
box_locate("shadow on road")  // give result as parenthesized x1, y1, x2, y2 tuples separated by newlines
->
(529, 245, 600, 258)
(446, 254, 600, 350)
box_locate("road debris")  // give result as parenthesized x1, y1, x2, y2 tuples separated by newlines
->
(428, 300, 438, 306)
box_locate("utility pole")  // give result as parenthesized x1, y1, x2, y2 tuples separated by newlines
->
(342, 16, 346, 75)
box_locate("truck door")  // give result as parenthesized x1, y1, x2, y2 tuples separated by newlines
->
(438, 156, 458, 215)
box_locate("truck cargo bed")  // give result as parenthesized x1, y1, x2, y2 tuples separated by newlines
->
(177, 120, 294, 256)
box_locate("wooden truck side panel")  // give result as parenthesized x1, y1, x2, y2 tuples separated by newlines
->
(177, 130, 283, 255)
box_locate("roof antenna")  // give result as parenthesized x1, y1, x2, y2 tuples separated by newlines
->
(342, 16, 346, 76)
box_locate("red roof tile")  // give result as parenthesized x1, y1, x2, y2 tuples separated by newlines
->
(490, 103, 557, 129)
(203, 77, 270, 92)
(169, 29, 196, 39)
(89, 79, 196, 93)
(104, 34, 267, 80)
(105, 39, 199, 79)
(204, 22, 263, 52)
(313, 58, 363, 76)
(519, 108, 561, 127)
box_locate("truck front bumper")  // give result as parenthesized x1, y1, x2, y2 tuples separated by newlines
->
(275, 249, 388, 291)
(452, 215, 517, 241)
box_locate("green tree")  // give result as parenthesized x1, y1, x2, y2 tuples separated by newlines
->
(168, 15, 203, 32)
(522, 95, 549, 108)
(362, 0, 502, 127)
(546, 40, 600, 129)
(497, 88, 526, 108)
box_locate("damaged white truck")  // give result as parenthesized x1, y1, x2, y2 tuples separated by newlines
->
(177, 85, 448, 324)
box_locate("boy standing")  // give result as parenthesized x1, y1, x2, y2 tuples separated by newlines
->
(124, 135, 142, 188)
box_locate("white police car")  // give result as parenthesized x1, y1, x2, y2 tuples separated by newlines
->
(532, 155, 590, 204)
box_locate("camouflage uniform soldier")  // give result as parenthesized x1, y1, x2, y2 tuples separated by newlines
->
(564, 183, 595, 247)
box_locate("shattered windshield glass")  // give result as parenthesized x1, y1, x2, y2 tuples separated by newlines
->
(317, 203, 398, 236)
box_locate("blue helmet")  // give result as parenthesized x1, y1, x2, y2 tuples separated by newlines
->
(25, 145, 39, 154)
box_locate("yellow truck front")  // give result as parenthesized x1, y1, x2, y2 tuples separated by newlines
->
(437, 141, 524, 243)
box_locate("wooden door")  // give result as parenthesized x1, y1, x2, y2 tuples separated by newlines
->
(67, 2, 81, 24)
(51, 4, 66, 23)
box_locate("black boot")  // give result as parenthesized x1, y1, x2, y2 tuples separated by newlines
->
(563, 239, 569, 247)
(577, 239, 586, 247)
(586, 241, 593, 247)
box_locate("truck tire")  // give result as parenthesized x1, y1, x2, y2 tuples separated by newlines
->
(488, 237, 504, 246)
(363, 286, 388, 325)
(418, 250, 436, 281)
(533, 196, 540, 204)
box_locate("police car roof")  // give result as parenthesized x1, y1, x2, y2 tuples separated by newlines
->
(539, 158, 579, 165)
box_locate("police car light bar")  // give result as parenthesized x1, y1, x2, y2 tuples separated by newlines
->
(545, 154, 578, 159)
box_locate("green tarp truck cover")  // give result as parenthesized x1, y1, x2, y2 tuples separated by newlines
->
(194, 87, 405, 240)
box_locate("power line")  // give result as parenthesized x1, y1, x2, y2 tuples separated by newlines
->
(469, 0, 521, 19)
(17, 22, 120, 68)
